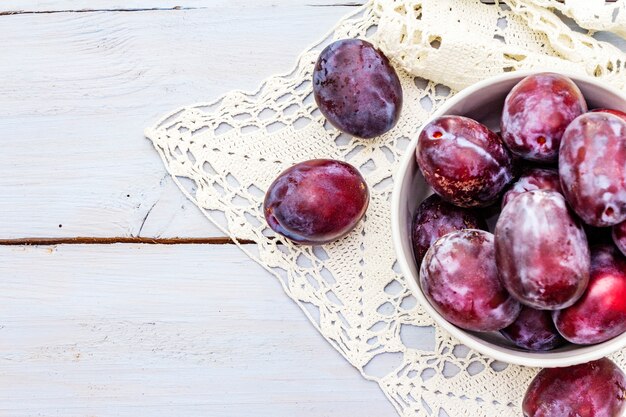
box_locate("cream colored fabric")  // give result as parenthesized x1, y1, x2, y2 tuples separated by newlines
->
(145, 1, 626, 415)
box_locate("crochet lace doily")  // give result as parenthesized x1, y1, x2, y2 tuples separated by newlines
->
(145, 1, 626, 416)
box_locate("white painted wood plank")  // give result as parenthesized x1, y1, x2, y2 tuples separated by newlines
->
(0, 244, 396, 417)
(1, 3, 623, 241)
(0, 3, 357, 239)
(0, 0, 364, 12)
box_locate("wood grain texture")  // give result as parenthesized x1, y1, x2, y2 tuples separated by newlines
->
(0, 0, 365, 13)
(1, 4, 625, 416)
(0, 2, 357, 239)
(0, 236, 255, 245)
(0, 244, 395, 417)
(1, 2, 624, 240)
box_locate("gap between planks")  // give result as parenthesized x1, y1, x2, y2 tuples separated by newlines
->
(0, 3, 363, 16)
(0, 237, 256, 245)
(0, 7, 201, 15)
(0, 0, 613, 15)
(307, 2, 365, 6)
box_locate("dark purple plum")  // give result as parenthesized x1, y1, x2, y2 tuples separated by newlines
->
(501, 167, 561, 209)
(420, 229, 521, 332)
(313, 39, 402, 139)
(500, 306, 565, 351)
(416, 115, 514, 207)
(411, 194, 487, 266)
(559, 112, 626, 227)
(501, 72, 587, 162)
(263, 159, 369, 245)
(554, 245, 626, 345)
(523, 358, 626, 417)
(495, 190, 590, 310)
(614, 221, 626, 256)
(591, 108, 626, 122)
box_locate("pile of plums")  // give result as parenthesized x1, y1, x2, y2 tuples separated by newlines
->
(261, 36, 626, 416)
(415, 73, 626, 348)
(414, 72, 626, 416)
(264, 39, 402, 244)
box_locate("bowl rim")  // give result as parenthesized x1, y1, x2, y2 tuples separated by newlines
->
(391, 70, 626, 368)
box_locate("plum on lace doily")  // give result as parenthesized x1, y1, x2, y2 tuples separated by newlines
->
(145, 1, 626, 416)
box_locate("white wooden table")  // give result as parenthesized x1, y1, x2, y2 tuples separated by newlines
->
(0, 2, 397, 416)
(2, 2, 625, 417)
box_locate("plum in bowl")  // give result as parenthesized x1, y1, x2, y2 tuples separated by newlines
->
(391, 71, 626, 368)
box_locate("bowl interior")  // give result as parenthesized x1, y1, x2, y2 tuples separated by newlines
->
(392, 72, 626, 367)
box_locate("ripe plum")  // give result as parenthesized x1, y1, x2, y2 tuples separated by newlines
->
(501, 73, 587, 162)
(264, 159, 369, 244)
(559, 112, 626, 226)
(411, 194, 486, 266)
(313, 39, 402, 139)
(417, 115, 513, 207)
(523, 358, 626, 417)
(554, 245, 626, 345)
(495, 190, 590, 310)
(420, 230, 521, 332)
(500, 306, 565, 351)
(502, 168, 561, 209)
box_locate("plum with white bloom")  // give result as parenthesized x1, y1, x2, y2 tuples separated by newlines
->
(559, 112, 626, 227)
(313, 39, 403, 139)
(523, 358, 626, 417)
(416, 115, 513, 207)
(501, 73, 587, 163)
(420, 229, 521, 332)
(411, 194, 486, 266)
(500, 306, 565, 351)
(495, 190, 590, 310)
(501, 167, 561, 209)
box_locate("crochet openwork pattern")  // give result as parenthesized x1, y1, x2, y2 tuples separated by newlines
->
(146, 1, 626, 415)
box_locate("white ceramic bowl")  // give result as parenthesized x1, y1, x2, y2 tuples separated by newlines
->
(391, 71, 626, 368)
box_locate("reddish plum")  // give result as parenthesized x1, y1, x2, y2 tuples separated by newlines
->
(411, 194, 487, 266)
(614, 221, 626, 256)
(420, 230, 521, 332)
(416, 115, 514, 207)
(523, 358, 626, 417)
(502, 167, 561, 209)
(495, 190, 590, 310)
(264, 159, 369, 245)
(501, 73, 587, 162)
(591, 108, 626, 122)
(313, 39, 402, 139)
(500, 306, 565, 351)
(559, 112, 626, 226)
(554, 245, 626, 345)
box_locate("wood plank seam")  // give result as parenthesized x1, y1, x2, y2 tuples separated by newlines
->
(0, 237, 256, 245)
(0, 7, 204, 15)
(307, 2, 365, 6)
(0, 3, 363, 16)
